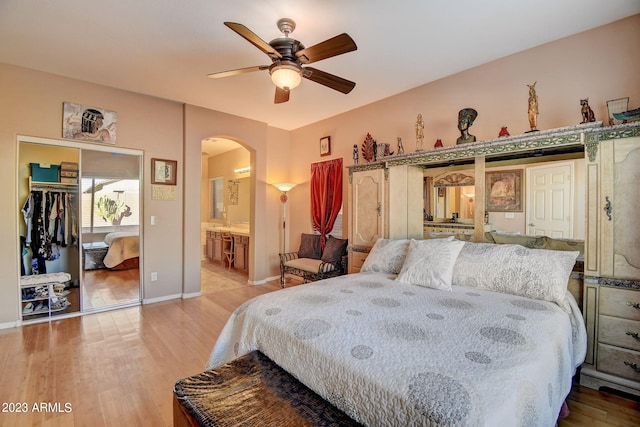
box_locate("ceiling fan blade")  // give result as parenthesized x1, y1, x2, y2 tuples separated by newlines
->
(207, 65, 269, 79)
(296, 33, 357, 64)
(224, 22, 282, 59)
(274, 86, 290, 104)
(303, 67, 356, 94)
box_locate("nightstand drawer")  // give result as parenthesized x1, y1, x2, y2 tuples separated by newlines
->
(600, 286, 640, 321)
(599, 315, 640, 352)
(597, 343, 640, 382)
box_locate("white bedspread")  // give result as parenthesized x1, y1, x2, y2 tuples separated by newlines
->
(207, 272, 587, 426)
(103, 232, 139, 268)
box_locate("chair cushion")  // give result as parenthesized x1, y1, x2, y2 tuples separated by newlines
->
(284, 258, 336, 274)
(297, 233, 322, 259)
(321, 236, 348, 264)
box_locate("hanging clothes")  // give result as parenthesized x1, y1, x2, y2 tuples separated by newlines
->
(21, 188, 77, 273)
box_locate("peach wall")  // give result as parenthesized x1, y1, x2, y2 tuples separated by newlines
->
(288, 15, 640, 248)
(0, 63, 184, 325)
(0, 65, 290, 326)
(183, 105, 290, 291)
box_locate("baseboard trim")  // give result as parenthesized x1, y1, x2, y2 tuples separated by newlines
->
(182, 292, 202, 299)
(248, 275, 280, 285)
(0, 321, 19, 330)
(143, 294, 182, 304)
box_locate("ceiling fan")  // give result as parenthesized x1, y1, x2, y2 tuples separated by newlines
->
(208, 18, 357, 104)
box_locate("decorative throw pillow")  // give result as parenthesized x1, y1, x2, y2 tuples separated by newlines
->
(395, 238, 464, 291)
(452, 242, 579, 312)
(542, 237, 584, 259)
(490, 231, 545, 249)
(427, 232, 456, 239)
(321, 236, 348, 264)
(360, 238, 410, 274)
(297, 233, 322, 259)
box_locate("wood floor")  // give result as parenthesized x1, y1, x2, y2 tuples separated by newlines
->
(1, 271, 638, 426)
(82, 268, 140, 310)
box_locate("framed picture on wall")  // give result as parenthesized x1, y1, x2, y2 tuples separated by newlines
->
(320, 136, 331, 156)
(62, 102, 117, 144)
(151, 158, 177, 185)
(485, 170, 523, 212)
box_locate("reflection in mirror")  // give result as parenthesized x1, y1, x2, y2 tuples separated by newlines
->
(81, 150, 141, 311)
(437, 186, 475, 220)
(209, 177, 224, 219)
(427, 170, 475, 222)
(227, 177, 250, 225)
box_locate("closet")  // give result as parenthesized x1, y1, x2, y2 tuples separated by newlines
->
(17, 136, 143, 323)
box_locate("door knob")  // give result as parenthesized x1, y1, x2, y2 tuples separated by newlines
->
(528, 223, 535, 227)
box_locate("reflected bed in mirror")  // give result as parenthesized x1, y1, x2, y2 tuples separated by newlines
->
(81, 149, 142, 311)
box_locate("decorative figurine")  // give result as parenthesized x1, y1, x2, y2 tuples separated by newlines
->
(361, 133, 375, 162)
(372, 139, 378, 161)
(526, 81, 539, 132)
(352, 144, 359, 164)
(378, 143, 393, 157)
(434, 138, 443, 148)
(580, 98, 596, 123)
(397, 137, 404, 154)
(415, 114, 425, 151)
(456, 108, 478, 144)
(498, 126, 510, 137)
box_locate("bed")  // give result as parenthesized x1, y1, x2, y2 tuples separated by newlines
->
(207, 238, 587, 426)
(102, 231, 139, 270)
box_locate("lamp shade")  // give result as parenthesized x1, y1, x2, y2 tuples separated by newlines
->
(270, 64, 302, 90)
(272, 182, 296, 192)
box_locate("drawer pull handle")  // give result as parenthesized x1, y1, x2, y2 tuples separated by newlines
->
(626, 331, 640, 341)
(623, 360, 640, 373)
(627, 301, 640, 310)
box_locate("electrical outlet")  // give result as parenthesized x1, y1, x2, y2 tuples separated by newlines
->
(151, 272, 158, 281)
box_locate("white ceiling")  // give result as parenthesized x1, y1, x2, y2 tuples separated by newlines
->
(1, 1, 638, 132)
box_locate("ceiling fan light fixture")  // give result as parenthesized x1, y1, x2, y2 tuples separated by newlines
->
(270, 63, 302, 91)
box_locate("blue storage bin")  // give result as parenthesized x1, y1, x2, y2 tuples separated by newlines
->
(30, 163, 60, 182)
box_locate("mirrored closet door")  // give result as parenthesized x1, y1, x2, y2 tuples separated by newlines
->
(18, 136, 142, 322)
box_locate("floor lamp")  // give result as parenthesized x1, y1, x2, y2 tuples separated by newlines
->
(272, 182, 296, 253)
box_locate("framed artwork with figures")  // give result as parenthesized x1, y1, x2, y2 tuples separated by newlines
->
(485, 170, 522, 212)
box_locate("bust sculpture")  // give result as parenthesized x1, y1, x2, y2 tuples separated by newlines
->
(456, 108, 478, 145)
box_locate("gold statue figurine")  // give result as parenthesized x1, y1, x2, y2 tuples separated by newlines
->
(415, 114, 424, 151)
(527, 81, 539, 132)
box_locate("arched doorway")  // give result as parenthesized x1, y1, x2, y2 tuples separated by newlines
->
(200, 137, 254, 293)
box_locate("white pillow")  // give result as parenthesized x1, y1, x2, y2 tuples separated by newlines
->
(395, 238, 465, 291)
(452, 242, 579, 311)
(360, 238, 410, 274)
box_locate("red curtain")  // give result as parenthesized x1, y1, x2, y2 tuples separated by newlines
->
(310, 158, 343, 248)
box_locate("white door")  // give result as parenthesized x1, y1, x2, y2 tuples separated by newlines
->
(526, 162, 574, 238)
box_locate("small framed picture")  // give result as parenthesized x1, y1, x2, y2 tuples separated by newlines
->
(320, 136, 331, 156)
(151, 158, 177, 185)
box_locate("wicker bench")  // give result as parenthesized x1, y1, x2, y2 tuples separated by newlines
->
(173, 351, 360, 427)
